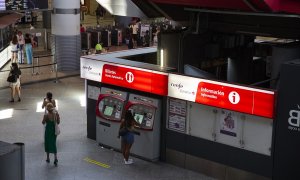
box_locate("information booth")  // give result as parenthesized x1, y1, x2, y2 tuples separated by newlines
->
(81, 47, 173, 161)
(165, 74, 276, 179)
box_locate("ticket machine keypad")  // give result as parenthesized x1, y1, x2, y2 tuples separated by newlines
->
(129, 104, 155, 130)
(98, 97, 124, 121)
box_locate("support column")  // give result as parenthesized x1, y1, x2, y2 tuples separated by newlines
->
(51, 0, 81, 71)
(227, 36, 254, 84)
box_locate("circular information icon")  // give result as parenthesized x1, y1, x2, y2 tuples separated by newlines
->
(228, 91, 240, 104)
(125, 72, 134, 83)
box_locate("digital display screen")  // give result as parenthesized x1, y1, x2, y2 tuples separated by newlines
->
(103, 106, 114, 116)
(0, 1, 5, 10)
(134, 113, 144, 124)
(5, 0, 48, 11)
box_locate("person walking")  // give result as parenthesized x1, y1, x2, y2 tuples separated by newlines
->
(129, 20, 139, 48)
(95, 5, 102, 24)
(10, 34, 18, 63)
(17, 31, 25, 64)
(42, 92, 57, 112)
(8, 63, 22, 102)
(119, 110, 140, 165)
(42, 103, 60, 166)
(24, 33, 33, 64)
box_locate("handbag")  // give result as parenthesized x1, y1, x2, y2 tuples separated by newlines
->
(54, 112, 60, 136)
(118, 127, 128, 136)
(7, 74, 17, 82)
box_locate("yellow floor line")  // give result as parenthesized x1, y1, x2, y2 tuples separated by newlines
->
(84, 157, 111, 168)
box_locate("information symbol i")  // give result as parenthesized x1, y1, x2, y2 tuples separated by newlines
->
(228, 91, 240, 104)
(125, 72, 134, 83)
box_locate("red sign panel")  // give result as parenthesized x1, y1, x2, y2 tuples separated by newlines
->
(196, 82, 275, 118)
(101, 64, 168, 96)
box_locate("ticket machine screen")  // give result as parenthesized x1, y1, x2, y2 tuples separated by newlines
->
(98, 96, 124, 121)
(129, 104, 155, 130)
(103, 106, 114, 116)
(134, 113, 144, 124)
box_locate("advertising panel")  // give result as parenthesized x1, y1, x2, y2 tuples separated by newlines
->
(219, 110, 237, 137)
(5, 0, 48, 10)
(168, 74, 275, 118)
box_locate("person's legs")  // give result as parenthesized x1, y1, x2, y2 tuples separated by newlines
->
(46, 152, 50, 162)
(18, 45, 24, 64)
(28, 45, 33, 64)
(121, 140, 126, 158)
(124, 143, 133, 161)
(10, 86, 15, 102)
(54, 153, 58, 166)
(15, 84, 21, 101)
(13, 52, 17, 63)
(25, 44, 33, 64)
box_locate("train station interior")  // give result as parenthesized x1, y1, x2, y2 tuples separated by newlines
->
(1, 0, 300, 180)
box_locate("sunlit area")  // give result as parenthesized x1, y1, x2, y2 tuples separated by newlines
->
(79, 95, 86, 107)
(0, 109, 13, 120)
(36, 101, 59, 112)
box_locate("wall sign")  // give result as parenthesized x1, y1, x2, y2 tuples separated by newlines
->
(81, 58, 168, 96)
(87, 85, 100, 100)
(168, 74, 275, 118)
(168, 98, 187, 132)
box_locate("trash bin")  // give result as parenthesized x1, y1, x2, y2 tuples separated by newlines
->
(0, 141, 24, 180)
(14, 142, 25, 180)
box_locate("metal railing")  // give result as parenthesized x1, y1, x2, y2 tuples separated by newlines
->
(0, 54, 58, 89)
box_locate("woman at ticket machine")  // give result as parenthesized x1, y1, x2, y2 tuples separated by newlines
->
(119, 110, 140, 165)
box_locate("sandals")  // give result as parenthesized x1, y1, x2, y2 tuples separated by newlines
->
(54, 159, 58, 166)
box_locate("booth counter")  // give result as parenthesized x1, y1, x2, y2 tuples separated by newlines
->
(80, 47, 276, 179)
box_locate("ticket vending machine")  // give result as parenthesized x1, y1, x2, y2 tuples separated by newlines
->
(96, 87, 128, 149)
(126, 94, 161, 161)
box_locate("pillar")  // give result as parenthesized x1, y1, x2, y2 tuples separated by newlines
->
(227, 35, 254, 84)
(51, 0, 81, 71)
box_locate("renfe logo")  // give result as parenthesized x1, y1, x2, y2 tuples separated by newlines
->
(170, 83, 183, 89)
(125, 72, 134, 83)
(288, 105, 300, 131)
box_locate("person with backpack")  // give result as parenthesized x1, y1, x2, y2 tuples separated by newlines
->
(8, 63, 22, 102)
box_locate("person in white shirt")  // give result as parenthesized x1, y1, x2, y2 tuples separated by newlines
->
(10, 34, 18, 63)
(130, 20, 139, 48)
(30, 23, 35, 30)
(17, 31, 25, 64)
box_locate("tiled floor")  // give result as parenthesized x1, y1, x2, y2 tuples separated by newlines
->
(0, 76, 216, 180)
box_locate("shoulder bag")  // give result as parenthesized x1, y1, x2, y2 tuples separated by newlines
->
(7, 74, 17, 83)
(118, 127, 128, 136)
(54, 112, 60, 136)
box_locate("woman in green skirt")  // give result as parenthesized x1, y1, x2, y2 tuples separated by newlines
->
(42, 103, 60, 166)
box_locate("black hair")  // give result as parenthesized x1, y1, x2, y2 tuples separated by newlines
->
(46, 92, 53, 100)
(124, 110, 134, 127)
(11, 63, 18, 69)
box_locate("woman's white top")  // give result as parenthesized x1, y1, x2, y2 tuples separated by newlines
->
(10, 41, 18, 51)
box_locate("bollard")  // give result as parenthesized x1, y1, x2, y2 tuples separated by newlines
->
(32, 58, 34, 74)
(54, 63, 59, 83)
(14, 142, 25, 180)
